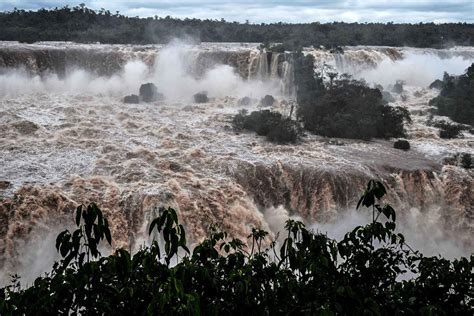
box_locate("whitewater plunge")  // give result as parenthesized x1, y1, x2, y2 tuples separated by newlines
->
(0, 41, 473, 283)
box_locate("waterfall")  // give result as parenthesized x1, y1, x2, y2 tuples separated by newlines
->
(256, 52, 269, 79)
(270, 53, 281, 78)
(281, 59, 295, 97)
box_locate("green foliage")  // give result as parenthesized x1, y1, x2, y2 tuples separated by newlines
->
(429, 64, 474, 126)
(55, 203, 112, 270)
(294, 54, 411, 140)
(232, 109, 302, 144)
(0, 6, 472, 47)
(1, 182, 473, 315)
(149, 207, 190, 264)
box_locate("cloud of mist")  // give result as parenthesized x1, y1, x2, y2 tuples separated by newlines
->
(0, 60, 148, 98)
(263, 204, 469, 259)
(0, 39, 280, 100)
(0, 222, 63, 287)
(0, 219, 115, 287)
(353, 52, 473, 87)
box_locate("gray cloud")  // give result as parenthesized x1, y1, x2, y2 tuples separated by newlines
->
(0, 1, 472, 23)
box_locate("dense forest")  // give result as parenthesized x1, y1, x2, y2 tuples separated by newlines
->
(0, 5, 473, 47)
(1, 181, 473, 314)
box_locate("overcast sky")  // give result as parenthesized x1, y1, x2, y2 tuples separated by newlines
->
(1, 1, 473, 23)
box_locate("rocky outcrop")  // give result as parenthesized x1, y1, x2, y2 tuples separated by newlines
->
(238, 96, 252, 106)
(193, 92, 209, 103)
(429, 79, 443, 90)
(260, 95, 275, 107)
(123, 94, 140, 104)
(394, 139, 410, 150)
(139, 83, 164, 102)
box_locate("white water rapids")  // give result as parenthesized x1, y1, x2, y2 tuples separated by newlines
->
(0, 41, 472, 284)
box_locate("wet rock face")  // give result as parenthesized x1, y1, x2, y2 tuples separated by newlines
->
(232, 162, 473, 244)
(392, 81, 404, 94)
(123, 94, 140, 104)
(12, 121, 39, 135)
(394, 139, 410, 151)
(0, 47, 125, 76)
(382, 91, 395, 103)
(260, 95, 275, 107)
(0, 181, 10, 191)
(238, 96, 252, 106)
(232, 161, 369, 222)
(429, 79, 444, 90)
(139, 83, 159, 102)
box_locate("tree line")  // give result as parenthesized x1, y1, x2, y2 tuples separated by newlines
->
(0, 5, 473, 47)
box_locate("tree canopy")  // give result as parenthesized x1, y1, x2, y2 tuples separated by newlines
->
(429, 63, 474, 126)
(294, 54, 411, 140)
(0, 6, 473, 47)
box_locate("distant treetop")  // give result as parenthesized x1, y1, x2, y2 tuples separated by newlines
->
(0, 6, 472, 47)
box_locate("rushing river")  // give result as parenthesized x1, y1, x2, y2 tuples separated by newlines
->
(0, 41, 473, 283)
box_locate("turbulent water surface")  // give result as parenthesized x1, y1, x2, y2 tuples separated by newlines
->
(0, 41, 473, 283)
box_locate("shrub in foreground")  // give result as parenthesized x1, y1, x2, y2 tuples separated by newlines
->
(1, 181, 473, 315)
(1, 181, 472, 315)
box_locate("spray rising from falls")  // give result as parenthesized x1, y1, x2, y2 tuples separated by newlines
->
(0, 41, 294, 99)
(0, 42, 473, 284)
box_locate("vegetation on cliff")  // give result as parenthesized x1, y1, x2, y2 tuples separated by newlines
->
(429, 63, 474, 126)
(294, 53, 412, 140)
(0, 5, 473, 47)
(1, 181, 472, 315)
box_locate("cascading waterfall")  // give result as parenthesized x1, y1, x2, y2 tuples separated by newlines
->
(280, 59, 295, 97)
(0, 41, 473, 284)
(334, 53, 345, 72)
(270, 53, 281, 79)
(256, 52, 269, 79)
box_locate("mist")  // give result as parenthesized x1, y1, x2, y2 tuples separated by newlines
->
(0, 40, 280, 100)
(353, 52, 473, 87)
(0, 221, 63, 286)
(263, 204, 468, 259)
